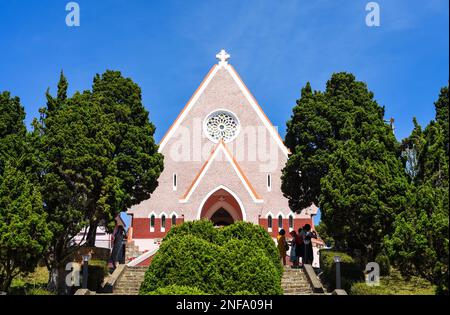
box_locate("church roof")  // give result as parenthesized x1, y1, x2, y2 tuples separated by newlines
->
(158, 50, 290, 156)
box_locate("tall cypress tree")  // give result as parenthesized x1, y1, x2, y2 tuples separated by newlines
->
(282, 73, 409, 261)
(35, 71, 164, 293)
(386, 85, 449, 294)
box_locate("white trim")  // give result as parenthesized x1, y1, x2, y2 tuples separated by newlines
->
(196, 185, 247, 221)
(159, 65, 220, 152)
(264, 211, 274, 219)
(127, 248, 159, 267)
(179, 142, 263, 203)
(158, 62, 289, 157)
(225, 64, 289, 157)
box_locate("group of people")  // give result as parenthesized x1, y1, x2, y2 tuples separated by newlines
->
(277, 224, 317, 268)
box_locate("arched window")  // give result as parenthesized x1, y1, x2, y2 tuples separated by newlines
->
(150, 215, 155, 232)
(267, 174, 272, 191)
(172, 214, 177, 226)
(289, 215, 294, 231)
(278, 215, 283, 230)
(267, 215, 273, 232)
(161, 215, 166, 232)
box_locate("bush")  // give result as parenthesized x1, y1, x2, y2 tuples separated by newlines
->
(140, 221, 283, 295)
(139, 235, 224, 295)
(86, 259, 109, 292)
(218, 239, 282, 295)
(146, 285, 207, 295)
(164, 220, 224, 244)
(319, 250, 363, 291)
(375, 254, 391, 276)
(219, 221, 282, 276)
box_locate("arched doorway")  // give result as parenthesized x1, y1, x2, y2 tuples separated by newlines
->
(199, 187, 244, 226)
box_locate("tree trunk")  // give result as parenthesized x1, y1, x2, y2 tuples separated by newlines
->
(47, 264, 68, 295)
(86, 220, 99, 247)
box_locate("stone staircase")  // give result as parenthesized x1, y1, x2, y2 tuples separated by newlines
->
(281, 266, 315, 295)
(125, 241, 143, 262)
(113, 266, 147, 295)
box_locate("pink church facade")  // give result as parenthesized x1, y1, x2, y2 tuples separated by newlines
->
(127, 50, 318, 264)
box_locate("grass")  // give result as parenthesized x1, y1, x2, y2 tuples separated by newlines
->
(350, 269, 436, 295)
(9, 266, 54, 295)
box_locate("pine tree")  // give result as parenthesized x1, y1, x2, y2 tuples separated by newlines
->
(35, 71, 163, 293)
(282, 73, 409, 261)
(386, 85, 449, 294)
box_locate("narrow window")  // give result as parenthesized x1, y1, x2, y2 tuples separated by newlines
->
(161, 215, 166, 232)
(172, 214, 177, 226)
(289, 215, 294, 231)
(267, 215, 273, 232)
(278, 215, 283, 230)
(150, 215, 155, 232)
(173, 174, 177, 191)
(267, 174, 272, 191)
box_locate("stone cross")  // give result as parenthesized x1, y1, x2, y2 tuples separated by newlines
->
(216, 49, 230, 65)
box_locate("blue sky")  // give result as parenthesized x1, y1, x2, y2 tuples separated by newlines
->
(0, 1, 448, 225)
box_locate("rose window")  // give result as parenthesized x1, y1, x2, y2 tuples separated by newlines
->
(204, 110, 240, 143)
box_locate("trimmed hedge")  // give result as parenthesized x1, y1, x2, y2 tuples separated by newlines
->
(164, 220, 282, 276)
(146, 285, 208, 295)
(319, 250, 363, 291)
(140, 221, 283, 295)
(219, 222, 283, 276)
(140, 235, 224, 294)
(219, 239, 282, 295)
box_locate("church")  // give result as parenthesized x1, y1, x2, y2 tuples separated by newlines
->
(126, 50, 319, 266)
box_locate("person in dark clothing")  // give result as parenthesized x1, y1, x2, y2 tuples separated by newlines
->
(297, 227, 305, 267)
(302, 224, 317, 265)
(110, 225, 125, 269)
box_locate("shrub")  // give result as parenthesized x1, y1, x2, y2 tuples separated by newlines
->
(146, 285, 207, 295)
(139, 235, 223, 295)
(86, 259, 109, 292)
(219, 221, 282, 276)
(140, 221, 283, 295)
(164, 220, 224, 244)
(319, 250, 363, 291)
(375, 254, 391, 276)
(218, 239, 283, 295)
(28, 288, 55, 295)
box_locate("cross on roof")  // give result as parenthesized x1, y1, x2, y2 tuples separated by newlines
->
(216, 49, 230, 65)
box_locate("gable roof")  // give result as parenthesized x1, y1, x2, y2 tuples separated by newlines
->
(179, 140, 263, 204)
(158, 61, 289, 156)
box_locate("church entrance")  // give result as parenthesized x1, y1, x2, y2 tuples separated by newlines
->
(200, 188, 244, 227)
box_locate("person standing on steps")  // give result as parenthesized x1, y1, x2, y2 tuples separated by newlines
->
(277, 229, 288, 266)
(297, 227, 305, 268)
(110, 225, 126, 269)
(302, 224, 317, 265)
(289, 230, 299, 268)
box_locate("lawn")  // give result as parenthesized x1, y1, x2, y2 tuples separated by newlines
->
(9, 266, 53, 295)
(350, 269, 436, 295)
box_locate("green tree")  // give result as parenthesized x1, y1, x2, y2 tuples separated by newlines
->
(34, 71, 163, 293)
(282, 73, 408, 261)
(0, 91, 27, 175)
(0, 162, 52, 293)
(386, 86, 449, 294)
